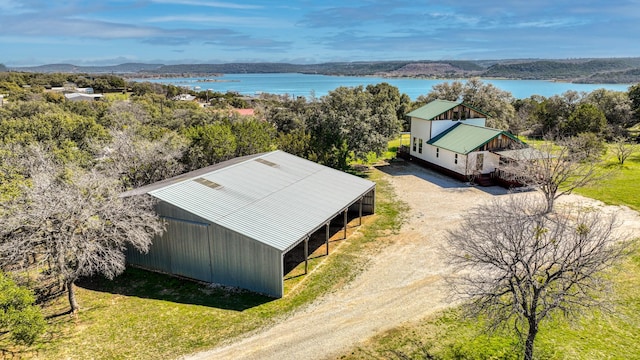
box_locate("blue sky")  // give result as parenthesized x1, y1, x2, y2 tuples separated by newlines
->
(2, 0, 639, 66)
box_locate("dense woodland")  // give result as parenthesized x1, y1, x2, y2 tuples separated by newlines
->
(1, 70, 640, 347)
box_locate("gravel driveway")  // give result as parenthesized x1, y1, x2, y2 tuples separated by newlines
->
(182, 159, 640, 360)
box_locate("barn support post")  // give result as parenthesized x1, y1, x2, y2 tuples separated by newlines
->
(359, 198, 363, 226)
(343, 209, 348, 239)
(325, 222, 330, 256)
(304, 236, 309, 274)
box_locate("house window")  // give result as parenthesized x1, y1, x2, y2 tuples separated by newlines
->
(454, 154, 458, 164)
(418, 138, 423, 154)
(412, 137, 417, 152)
(436, 148, 439, 158)
(476, 153, 484, 171)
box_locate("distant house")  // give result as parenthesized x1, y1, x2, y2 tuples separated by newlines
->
(64, 93, 103, 102)
(172, 93, 197, 101)
(403, 100, 524, 184)
(76, 87, 94, 94)
(121, 150, 376, 297)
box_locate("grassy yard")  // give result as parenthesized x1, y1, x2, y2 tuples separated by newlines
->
(575, 147, 640, 211)
(2, 168, 407, 360)
(339, 244, 640, 360)
(337, 141, 640, 360)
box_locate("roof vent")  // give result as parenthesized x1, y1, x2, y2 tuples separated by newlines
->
(194, 177, 222, 189)
(255, 158, 278, 167)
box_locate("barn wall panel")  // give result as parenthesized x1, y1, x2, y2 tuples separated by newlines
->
(211, 225, 283, 297)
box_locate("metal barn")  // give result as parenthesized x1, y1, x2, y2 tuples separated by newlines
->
(122, 151, 376, 297)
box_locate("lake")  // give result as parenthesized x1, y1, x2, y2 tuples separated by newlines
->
(133, 73, 633, 100)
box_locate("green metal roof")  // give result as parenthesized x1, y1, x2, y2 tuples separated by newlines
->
(427, 123, 518, 154)
(406, 99, 490, 120)
(406, 100, 460, 120)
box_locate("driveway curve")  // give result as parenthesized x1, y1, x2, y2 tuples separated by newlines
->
(182, 160, 640, 360)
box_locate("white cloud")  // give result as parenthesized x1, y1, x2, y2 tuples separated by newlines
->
(145, 15, 289, 28)
(150, 0, 262, 10)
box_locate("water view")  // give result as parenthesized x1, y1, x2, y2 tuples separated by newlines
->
(133, 73, 633, 100)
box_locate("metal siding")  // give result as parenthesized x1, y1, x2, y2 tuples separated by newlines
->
(126, 231, 172, 272)
(166, 219, 212, 282)
(211, 224, 283, 297)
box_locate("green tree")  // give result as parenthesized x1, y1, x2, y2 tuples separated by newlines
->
(584, 89, 635, 135)
(231, 119, 276, 157)
(366, 82, 412, 131)
(628, 83, 640, 123)
(564, 103, 607, 136)
(511, 96, 544, 136)
(264, 96, 309, 133)
(533, 92, 580, 136)
(308, 85, 402, 169)
(276, 128, 312, 159)
(182, 123, 237, 169)
(0, 272, 46, 345)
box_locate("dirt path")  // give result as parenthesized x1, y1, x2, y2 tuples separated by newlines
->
(182, 160, 640, 360)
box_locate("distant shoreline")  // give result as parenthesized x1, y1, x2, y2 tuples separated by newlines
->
(8, 58, 640, 84)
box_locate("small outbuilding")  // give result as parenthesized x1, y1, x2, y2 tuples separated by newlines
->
(122, 150, 376, 297)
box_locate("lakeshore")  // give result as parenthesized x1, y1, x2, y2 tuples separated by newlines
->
(131, 73, 633, 100)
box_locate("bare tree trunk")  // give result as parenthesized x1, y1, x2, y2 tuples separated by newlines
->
(525, 320, 538, 360)
(66, 280, 79, 313)
(544, 193, 555, 214)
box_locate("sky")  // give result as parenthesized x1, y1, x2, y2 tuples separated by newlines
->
(2, 0, 640, 66)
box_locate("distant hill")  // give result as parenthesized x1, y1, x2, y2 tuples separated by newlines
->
(483, 58, 640, 82)
(9, 63, 164, 73)
(5, 58, 640, 83)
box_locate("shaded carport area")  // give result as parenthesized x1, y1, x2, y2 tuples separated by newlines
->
(283, 189, 375, 278)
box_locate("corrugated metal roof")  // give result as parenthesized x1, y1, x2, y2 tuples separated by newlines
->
(406, 100, 460, 120)
(147, 151, 375, 252)
(406, 100, 490, 120)
(427, 123, 516, 154)
(120, 153, 265, 197)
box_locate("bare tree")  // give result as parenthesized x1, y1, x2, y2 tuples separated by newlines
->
(446, 194, 628, 360)
(96, 128, 186, 189)
(611, 136, 638, 165)
(0, 146, 164, 313)
(498, 139, 602, 213)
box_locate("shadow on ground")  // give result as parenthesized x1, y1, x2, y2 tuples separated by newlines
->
(77, 213, 363, 312)
(77, 267, 274, 312)
(376, 158, 511, 196)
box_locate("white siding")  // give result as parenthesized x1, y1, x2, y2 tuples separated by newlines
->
(409, 117, 431, 158)
(424, 145, 468, 175)
(460, 151, 501, 175)
(410, 117, 487, 160)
